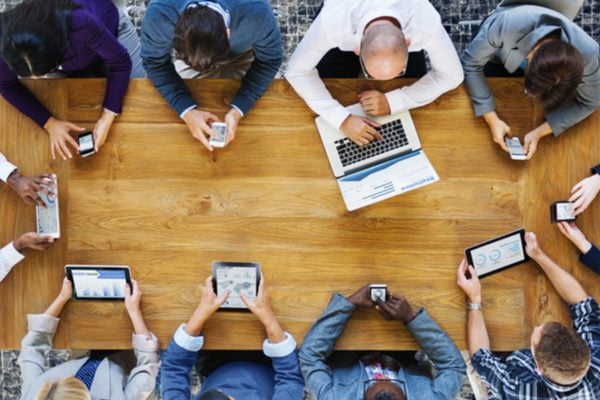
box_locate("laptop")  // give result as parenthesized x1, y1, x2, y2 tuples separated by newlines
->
(315, 103, 439, 211)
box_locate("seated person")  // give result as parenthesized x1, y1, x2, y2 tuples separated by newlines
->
(19, 278, 160, 400)
(140, 0, 282, 151)
(557, 163, 600, 274)
(298, 284, 466, 399)
(285, 0, 463, 146)
(457, 232, 600, 398)
(461, 3, 600, 159)
(0, 152, 55, 281)
(160, 275, 304, 400)
(0, 0, 146, 160)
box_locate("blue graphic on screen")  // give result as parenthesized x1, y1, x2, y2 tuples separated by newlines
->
(72, 269, 126, 298)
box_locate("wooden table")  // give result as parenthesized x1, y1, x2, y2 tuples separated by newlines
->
(1, 78, 598, 350)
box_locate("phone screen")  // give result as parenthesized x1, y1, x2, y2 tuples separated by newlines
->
(79, 133, 95, 154)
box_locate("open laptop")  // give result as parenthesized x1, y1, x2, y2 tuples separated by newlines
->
(315, 103, 439, 211)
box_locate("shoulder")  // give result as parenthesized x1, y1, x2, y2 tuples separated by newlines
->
(70, 7, 104, 32)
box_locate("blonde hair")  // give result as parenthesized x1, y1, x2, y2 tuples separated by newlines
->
(35, 377, 90, 400)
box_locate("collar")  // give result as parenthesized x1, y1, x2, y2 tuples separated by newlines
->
(505, 26, 563, 72)
(186, 1, 230, 28)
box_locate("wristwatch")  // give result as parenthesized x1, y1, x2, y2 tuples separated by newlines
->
(467, 302, 482, 311)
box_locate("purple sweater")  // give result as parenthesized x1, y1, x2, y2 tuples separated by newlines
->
(0, 0, 131, 127)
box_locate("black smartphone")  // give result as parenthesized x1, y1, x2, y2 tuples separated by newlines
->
(78, 131, 96, 157)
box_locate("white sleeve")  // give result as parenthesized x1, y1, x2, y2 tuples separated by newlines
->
(0, 152, 18, 183)
(284, 15, 351, 129)
(173, 323, 205, 351)
(0, 242, 25, 282)
(385, 23, 464, 112)
(262, 332, 297, 358)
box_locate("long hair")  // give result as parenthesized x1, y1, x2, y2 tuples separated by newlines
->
(0, 0, 80, 76)
(35, 377, 90, 400)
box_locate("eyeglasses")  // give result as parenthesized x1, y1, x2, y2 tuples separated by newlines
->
(359, 54, 407, 80)
(363, 378, 404, 398)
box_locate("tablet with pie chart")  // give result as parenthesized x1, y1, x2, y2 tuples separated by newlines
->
(465, 229, 529, 277)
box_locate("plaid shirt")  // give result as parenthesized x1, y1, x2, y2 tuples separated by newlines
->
(472, 297, 600, 399)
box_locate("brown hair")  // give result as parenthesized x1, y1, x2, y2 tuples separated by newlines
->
(535, 322, 591, 385)
(35, 377, 90, 400)
(172, 6, 230, 73)
(524, 40, 584, 113)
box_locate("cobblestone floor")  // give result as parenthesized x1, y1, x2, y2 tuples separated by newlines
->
(1, 0, 599, 399)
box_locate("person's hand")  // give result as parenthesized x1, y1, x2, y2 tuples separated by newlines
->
(358, 90, 390, 116)
(483, 112, 510, 152)
(197, 275, 230, 316)
(43, 117, 85, 160)
(13, 232, 55, 252)
(557, 221, 592, 254)
(182, 108, 220, 151)
(346, 284, 374, 307)
(456, 258, 482, 304)
(375, 294, 416, 324)
(523, 129, 541, 159)
(340, 115, 382, 146)
(224, 107, 242, 146)
(569, 174, 600, 215)
(58, 277, 73, 302)
(241, 274, 277, 326)
(6, 171, 54, 207)
(93, 110, 117, 152)
(524, 231, 543, 260)
(124, 279, 142, 314)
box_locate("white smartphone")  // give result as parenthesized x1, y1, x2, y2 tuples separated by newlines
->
(209, 122, 227, 148)
(369, 284, 387, 302)
(505, 137, 526, 160)
(36, 174, 60, 238)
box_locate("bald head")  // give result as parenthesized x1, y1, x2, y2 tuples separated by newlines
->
(361, 23, 408, 80)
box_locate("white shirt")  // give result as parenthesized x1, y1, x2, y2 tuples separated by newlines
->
(0, 152, 17, 183)
(285, 0, 464, 129)
(0, 241, 25, 282)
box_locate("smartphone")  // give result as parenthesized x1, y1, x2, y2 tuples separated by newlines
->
(550, 201, 576, 223)
(78, 132, 96, 157)
(505, 137, 526, 160)
(209, 122, 227, 148)
(369, 284, 387, 302)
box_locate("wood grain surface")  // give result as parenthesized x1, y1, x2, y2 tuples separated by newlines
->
(1, 78, 598, 351)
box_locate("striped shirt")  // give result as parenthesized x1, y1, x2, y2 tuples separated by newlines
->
(472, 297, 600, 399)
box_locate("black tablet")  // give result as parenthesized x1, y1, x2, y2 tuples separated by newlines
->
(212, 261, 261, 310)
(65, 265, 132, 300)
(465, 229, 529, 277)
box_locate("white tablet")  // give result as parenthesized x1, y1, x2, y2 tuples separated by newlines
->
(36, 175, 60, 238)
(465, 229, 529, 277)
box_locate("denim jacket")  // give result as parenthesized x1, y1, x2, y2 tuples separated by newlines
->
(298, 293, 466, 400)
(141, 0, 282, 115)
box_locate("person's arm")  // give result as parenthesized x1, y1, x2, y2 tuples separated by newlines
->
(0, 152, 17, 183)
(284, 14, 350, 130)
(580, 244, 600, 275)
(525, 232, 588, 304)
(0, 56, 53, 127)
(161, 276, 229, 400)
(240, 275, 304, 399)
(0, 241, 25, 282)
(17, 278, 71, 395)
(140, 3, 197, 116)
(229, 3, 282, 115)
(297, 292, 356, 400)
(0, 233, 54, 282)
(123, 280, 160, 400)
(569, 165, 600, 215)
(570, 297, 600, 350)
(385, 22, 464, 113)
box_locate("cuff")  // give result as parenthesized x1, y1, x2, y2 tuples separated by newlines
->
(473, 100, 497, 118)
(132, 332, 160, 352)
(173, 323, 204, 352)
(330, 108, 352, 131)
(230, 104, 244, 117)
(27, 314, 60, 334)
(103, 108, 119, 117)
(1, 242, 25, 265)
(263, 332, 297, 358)
(179, 105, 197, 119)
(470, 347, 494, 366)
(385, 89, 408, 114)
(569, 296, 598, 319)
(591, 164, 600, 176)
(0, 160, 17, 183)
(544, 112, 566, 137)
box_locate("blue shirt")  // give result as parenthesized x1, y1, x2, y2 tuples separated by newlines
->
(472, 297, 600, 399)
(140, 0, 282, 116)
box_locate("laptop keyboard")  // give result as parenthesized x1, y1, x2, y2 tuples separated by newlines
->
(335, 119, 409, 167)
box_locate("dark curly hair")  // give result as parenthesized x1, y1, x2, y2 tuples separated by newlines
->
(0, 0, 79, 77)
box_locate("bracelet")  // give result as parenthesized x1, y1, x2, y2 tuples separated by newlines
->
(467, 302, 482, 311)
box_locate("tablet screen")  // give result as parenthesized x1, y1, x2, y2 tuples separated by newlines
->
(466, 229, 527, 277)
(215, 265, 258, 309)
(71, 268, 128, 299)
